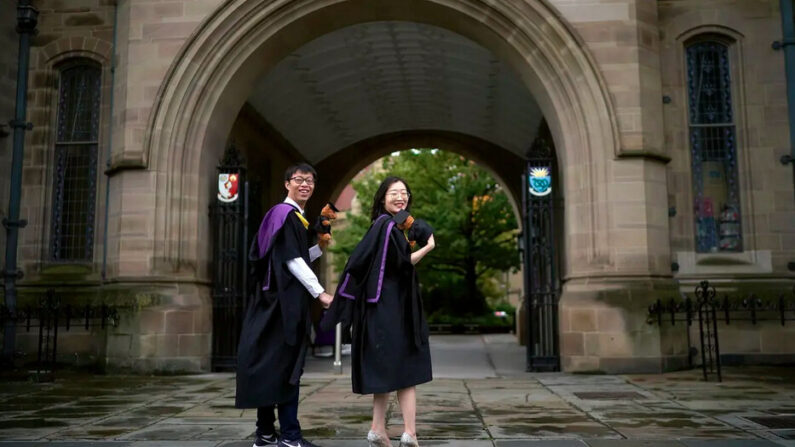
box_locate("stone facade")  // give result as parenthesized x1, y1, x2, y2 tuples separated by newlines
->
(658, 1, 795, 364)
(0, 0, 792, 373)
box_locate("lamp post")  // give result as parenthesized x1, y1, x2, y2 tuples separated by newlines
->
(2, 0, 38, 364)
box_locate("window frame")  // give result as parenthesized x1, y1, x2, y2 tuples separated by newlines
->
(684, 34, 746, 255)
(48, 58, 103, 264)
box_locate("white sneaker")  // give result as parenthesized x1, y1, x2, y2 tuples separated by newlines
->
(313, 345, 333, 358)
(399, 432, 418, 447)
(253, 432, 278, 446)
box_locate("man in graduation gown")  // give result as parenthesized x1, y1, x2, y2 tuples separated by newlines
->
(235, 163, 333, 447)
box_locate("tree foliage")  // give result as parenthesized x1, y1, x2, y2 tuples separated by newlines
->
(330, 149, 520, 316)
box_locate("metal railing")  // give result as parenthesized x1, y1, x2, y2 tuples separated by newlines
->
(648, 280, 795, 382)
(0, 289, 119, 381)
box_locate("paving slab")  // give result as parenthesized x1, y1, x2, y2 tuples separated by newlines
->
(1, 335, 793, 445)
(679, 441, 782, 446)
(0, 443, 220, 447)
(584, 441, 687, 446)
(496, 442, 588, 447)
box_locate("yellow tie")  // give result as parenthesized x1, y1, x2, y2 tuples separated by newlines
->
(294, 211, 309, 229)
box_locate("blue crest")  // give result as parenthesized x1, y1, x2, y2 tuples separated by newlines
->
(528, 167, 552, 197)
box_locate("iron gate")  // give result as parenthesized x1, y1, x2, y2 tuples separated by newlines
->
(522, 136, 560, 371)
(209, 144, 248, 371)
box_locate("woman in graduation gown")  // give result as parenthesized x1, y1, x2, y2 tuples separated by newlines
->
(322, 176, 435, 447)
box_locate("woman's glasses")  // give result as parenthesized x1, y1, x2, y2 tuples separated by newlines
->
(386, 190, 410, 199)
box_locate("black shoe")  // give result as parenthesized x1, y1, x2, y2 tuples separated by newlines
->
(254, 432, 279, 447)
(278, 438, 322, 447)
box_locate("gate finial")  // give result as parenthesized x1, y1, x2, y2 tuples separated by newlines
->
(219, 142, 246, 171)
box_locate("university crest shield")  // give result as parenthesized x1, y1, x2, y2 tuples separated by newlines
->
(218, 173, 239, 203)
(528, 167, 551, 197)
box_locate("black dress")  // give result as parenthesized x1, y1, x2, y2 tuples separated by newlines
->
(323, 214, 432, 394)
(236, 204, 312, 408)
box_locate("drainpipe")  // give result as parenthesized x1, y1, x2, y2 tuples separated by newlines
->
(2, 0, 38, 364)
(776, 0, 795, 274)
(777, 0, 795, 198)
(101, 1, 119, 281)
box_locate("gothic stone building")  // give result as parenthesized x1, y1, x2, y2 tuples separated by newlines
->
(0, 0, 793, 373)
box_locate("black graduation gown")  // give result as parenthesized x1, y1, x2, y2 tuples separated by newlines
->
(322, 214, 432, 394)
(235, 205, 313, 408)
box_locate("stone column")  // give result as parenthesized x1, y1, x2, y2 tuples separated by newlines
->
(102, 0, 222, 372)
(552, 0, 685, 373)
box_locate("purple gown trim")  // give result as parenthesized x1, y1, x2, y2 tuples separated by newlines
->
(256, 203, 297, 291)
(339, 214, 393, 303)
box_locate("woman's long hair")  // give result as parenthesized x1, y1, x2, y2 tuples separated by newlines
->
(370, 176, 413, 222)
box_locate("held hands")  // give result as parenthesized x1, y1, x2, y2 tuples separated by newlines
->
(318, 291, 333, 309)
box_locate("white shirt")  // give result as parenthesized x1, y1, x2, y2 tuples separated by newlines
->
(283, 197, 325, 298)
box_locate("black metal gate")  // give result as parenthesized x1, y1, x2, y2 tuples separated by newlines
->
(209, 144, 248, 371)
(522, 136, 560, 371)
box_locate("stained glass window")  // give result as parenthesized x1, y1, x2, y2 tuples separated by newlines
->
(686, 40, 742, 253)
(50, 62, 101, 262)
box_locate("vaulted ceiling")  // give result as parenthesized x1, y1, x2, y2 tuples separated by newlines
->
(248, 21, 543, 163)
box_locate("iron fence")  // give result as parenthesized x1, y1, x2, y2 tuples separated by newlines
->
(648, 280, 795, 382)
(0, 289, 118, 381)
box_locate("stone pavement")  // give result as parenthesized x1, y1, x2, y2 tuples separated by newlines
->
(1, 335, 794, 446)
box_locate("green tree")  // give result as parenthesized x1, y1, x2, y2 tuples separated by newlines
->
(331, 149, 520, 316)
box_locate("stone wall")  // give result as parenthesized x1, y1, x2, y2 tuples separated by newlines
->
(16, 0, 114, 278)
(2, 0, 791, 373)
(226, 102, 304, 237)
(105, 0, 220, 280)
(657, 0, 795, 360)
(5, 0, 115, 369)
(545, 0, 678, 372)
(104, 282, 212, 372)
(659, 0, 795, 279)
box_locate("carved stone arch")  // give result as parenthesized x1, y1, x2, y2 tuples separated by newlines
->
(670, 10, 748, 43)
(313, 130, 527, 221)
(677, 25, 745, 44)
(41, 36, 112, 64)
(139, 0, 621, 275)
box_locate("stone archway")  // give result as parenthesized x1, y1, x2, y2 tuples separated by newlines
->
(137, 0, 620, 282)
(313, 130, 527, 217)
(120, 0, 682, 373)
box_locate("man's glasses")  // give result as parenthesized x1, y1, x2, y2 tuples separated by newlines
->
(289, 176, 315, 185)
(386, 190, 410, 199)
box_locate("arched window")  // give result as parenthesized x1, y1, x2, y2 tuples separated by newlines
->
(49, 61, 101, 262)
(685, 39, 742, 253)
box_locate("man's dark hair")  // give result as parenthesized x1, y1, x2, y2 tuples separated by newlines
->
(284, 163, 318, 182)
(370, 176, 412, 222)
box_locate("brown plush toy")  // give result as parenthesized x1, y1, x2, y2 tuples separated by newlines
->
(394, 210, 414, 231)
(315, 202, 339, 249)
(393, 210, 419, 248)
